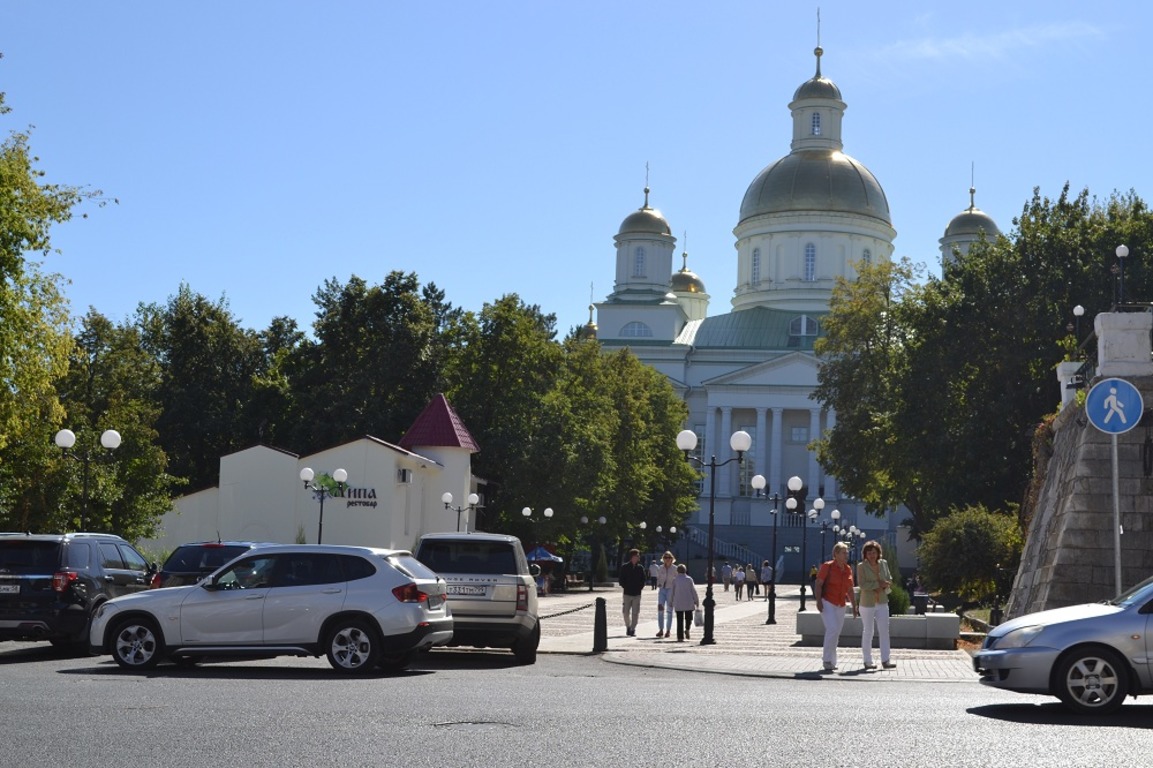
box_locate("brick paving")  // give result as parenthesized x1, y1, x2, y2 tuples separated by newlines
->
(536, 583, 976, 682)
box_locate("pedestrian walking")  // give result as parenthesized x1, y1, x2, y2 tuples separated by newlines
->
(858, 540, 896, 670)
(744, 563, 757, 600)
(814, 542, 857, 671)
(668, 563, 700, 641)
(654, 551, 677, 638)
(721, 562, 733, 591)
(760, 559, 774, 600)
(733, 564, 746, 600)
(618, 548, 646, 637)
(648, 558, 660, 590)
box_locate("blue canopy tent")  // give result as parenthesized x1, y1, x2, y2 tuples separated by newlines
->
(525, 546, 563, 563)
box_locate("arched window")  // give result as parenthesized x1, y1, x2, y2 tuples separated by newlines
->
(811, 112, 821, 136)
(862, 248, 872, 265)
(804, 243, 816, 281)
(751, 247, 761, 284)
(788, 315, 819, 347)
(632, 247, 646, 278)
(620, 321, 653, 338)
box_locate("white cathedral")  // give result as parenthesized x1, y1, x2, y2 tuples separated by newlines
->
(590, 46, 1000, 571)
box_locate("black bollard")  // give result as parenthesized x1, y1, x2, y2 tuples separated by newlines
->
(766, 581, 776, 625)
(592, 597, 607, 653)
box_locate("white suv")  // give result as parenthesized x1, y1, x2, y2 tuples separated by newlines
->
(414, 532, 539, 664)
(90, 545, 452, 673)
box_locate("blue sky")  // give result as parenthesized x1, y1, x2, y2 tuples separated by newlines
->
(4, 2, 1146, 337)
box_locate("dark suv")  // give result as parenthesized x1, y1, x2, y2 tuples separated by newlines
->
(0, 533, 153, 650)
(151, 540, 271, 589)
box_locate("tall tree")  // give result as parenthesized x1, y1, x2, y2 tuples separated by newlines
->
(137, 284, 264, 490)
(284, 271, 446, 453)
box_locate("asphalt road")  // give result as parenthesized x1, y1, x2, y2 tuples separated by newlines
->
(3, 642, 1151, 768)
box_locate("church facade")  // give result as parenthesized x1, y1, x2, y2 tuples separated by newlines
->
(592, 47, 999, 576)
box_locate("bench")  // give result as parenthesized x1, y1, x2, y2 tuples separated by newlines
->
(795, 607, 960, 650)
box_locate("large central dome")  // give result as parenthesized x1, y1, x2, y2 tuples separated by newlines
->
(738, 149, 891, 225)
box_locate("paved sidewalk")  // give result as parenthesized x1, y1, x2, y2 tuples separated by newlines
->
(536, 583, 976, 682)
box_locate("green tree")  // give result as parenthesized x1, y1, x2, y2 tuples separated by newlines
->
(917, 505, 1022, 605)
(285, 272, 446, 453)
(137, 285, 264, 489)
(0, 77, 110, 529)
(49, 311, 180, 539)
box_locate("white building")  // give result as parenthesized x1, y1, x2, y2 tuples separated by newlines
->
(146, 394, 481, 553)
(593, 46, 999, 574)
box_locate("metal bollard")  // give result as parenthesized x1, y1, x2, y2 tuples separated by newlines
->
(592, 597, 607, 653)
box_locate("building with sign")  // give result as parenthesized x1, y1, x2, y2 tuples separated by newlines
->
(145, 394, 481, 552)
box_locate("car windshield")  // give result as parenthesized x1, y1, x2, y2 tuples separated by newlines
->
(165, 545, 251, 572)
(418, 541, 517, 575)
(1106, 574, 1153, 607)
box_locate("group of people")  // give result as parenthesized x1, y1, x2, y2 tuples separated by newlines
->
(719, 560, 776, 600)
(814, 539, 896, 671)
(623, 539, 899, 671)
(620, 548, 700, 641)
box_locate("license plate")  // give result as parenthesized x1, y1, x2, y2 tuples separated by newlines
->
(446, 584, 486, 596)
(0, 585, 18, 594)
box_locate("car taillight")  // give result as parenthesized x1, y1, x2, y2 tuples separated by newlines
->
(516, 584, 528, 612)
(52, 571, 79, 593)
(392, 583, 430, 603)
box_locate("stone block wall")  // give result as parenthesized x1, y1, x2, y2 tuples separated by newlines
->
(1009, 374, 1153, 617)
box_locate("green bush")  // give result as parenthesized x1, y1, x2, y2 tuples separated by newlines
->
(918, 505, 1022, 605)
(887, 578, 910, 616)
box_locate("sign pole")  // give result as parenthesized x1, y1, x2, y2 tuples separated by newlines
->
(1112, 432, 1122, 596)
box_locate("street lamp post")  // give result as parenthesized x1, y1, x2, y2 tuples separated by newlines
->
(676, 428, 753, 646)
(522, 506, 554, 553)
(1116, 244, 1130, 306)
(54, 428, 121, 531)
(749, 474, 781, 624)
(580, 515, 606, 591)
(442, 491, 481, 532)
(299, 467, 347, 544)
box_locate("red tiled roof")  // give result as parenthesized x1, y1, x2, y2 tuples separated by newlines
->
(398, 394, 480, 452)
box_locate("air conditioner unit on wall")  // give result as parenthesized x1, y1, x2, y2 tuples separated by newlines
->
(397, 468, 412, 484)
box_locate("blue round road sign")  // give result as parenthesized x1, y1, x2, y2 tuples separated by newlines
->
(1086, 377, 1144, 434)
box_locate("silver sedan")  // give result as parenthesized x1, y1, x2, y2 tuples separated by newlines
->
(974, 575, 1153, 714)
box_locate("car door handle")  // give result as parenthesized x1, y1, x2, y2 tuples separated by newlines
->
(322, 589, 342, 594)
(245, 594, 265, 600)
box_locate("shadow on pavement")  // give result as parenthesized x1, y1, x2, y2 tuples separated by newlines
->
(967, 702, 1153, 729)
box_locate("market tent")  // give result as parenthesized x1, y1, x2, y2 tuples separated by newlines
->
(525, 546, 563, 562)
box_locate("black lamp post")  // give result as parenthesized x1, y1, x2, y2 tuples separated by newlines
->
(1116, 244, 1130, 306)
(787, 475, 821, 612)
(442, 491, 481, 532)
(677, 428, 752, 646)
(580, 515, 606, 591)
(750, 474, 780, 624)
(299, 466, 347, 544)
(54, 428, 121, 532)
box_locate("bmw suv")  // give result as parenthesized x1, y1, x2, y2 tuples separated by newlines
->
(0, 532, 153, 650)
(414, 532, 540, 664)
(90, 544, 453, 673)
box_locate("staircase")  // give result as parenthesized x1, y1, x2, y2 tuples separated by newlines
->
(681, 526, 764, 569)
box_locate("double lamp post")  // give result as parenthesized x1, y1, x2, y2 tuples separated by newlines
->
(676, 428, 752, 646)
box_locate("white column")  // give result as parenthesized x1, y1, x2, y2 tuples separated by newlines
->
(824, 409, 838, 500)
(755, 407, 768, 484)
(770, 407, 784, 497)
(808, 408, 821, 495)
(720, 406, 734, 496)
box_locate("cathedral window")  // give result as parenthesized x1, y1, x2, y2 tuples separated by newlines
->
(751, 248, 761, 284)
(811, 112, 821, 136)
(804, 243, 816, 281)
(620, 321, 653, 338)
(862, 248, 872, 265)
(788, 315, 819, 348)
(632, 247, 646, 278)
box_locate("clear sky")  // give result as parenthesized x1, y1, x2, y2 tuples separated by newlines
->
(4, 2, 1147, 338)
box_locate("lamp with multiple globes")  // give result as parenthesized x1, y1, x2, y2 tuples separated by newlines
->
(299, 466, 347, 544)
(749, 474, 781, 624)
(54, 428, 121, 531)
(442, 491, 481, 532)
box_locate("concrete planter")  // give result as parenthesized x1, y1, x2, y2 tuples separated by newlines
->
(796, 609, 959, 650)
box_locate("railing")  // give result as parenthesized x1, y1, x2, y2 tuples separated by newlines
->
(681, 525, 763, 569)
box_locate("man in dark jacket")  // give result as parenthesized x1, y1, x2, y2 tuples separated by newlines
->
(618, 548, 646, 636)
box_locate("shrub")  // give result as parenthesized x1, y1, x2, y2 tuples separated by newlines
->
(918, 505, 1022, 605)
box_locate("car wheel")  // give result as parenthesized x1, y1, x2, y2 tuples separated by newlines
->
(111, 617, 164, 671)
(1054, 647, 1129, 714)
(511, 622, 540, 665)
(377, 651, 413, 672)
(325, 619, 381, 674)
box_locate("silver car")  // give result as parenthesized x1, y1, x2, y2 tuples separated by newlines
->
(974, 575, 1153, 713)
(90, 545, 453, 674)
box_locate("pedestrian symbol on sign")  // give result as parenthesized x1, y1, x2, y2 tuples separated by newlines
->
(1086, 377, 1143, 435)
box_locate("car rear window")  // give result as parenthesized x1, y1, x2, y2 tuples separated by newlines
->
(388, 554, 441, 581)
(165, 545, 252, 572)
(417, 541, 517, 575)
(0, 541, 62, 572)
